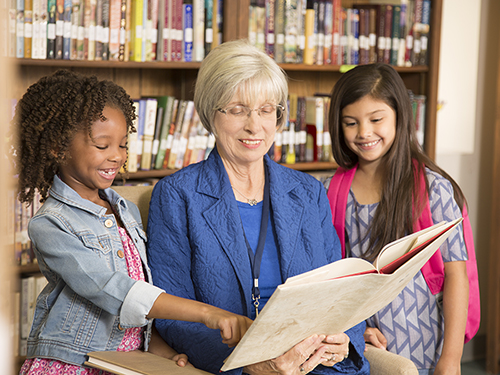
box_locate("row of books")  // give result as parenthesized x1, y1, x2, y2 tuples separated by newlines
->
(248, 0, 431, 67)
(9, 0, 223, 61)
(409, 90, 426, 146)
(15, 275, 48, 356)
(127, 94, 337, 173)
(14, 189, 41, 266)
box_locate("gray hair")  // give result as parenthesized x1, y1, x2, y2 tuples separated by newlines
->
(194, 39, 288, 134)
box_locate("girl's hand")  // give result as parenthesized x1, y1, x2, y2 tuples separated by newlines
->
(171, 353, 191, 367)
(202, 308, 253, 347)
(433, 355, 461, 375)
(363, 327, 387, 350)
(316, 333, 350, 367)
(243, 334, 328, 375)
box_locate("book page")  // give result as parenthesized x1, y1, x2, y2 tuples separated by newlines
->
(284, 257, 376, 286)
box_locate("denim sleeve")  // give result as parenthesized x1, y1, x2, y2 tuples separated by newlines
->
(29, 214, 162, 326)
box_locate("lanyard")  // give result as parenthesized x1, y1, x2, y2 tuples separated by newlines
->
(243, 167, 270, 318)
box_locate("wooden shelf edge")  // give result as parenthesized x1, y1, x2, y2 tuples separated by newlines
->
(17, 263, 40, 275)
(14, 58, 429, 74)
(121, 162, 338, 180)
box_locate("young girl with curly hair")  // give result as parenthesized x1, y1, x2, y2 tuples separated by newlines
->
(326, 63, 479, 375)
(13, 70, 251, 375)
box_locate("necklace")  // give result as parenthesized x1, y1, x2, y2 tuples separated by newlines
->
(231, 181, 264, 206)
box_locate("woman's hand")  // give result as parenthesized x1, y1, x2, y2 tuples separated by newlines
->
(243, 334, 330, 375)
(171, 353, 190, 367)
(316, 333, 350, 367)
(202, 307, 254, 347)
(148, 325, 192, 367)
(363, 327, 387, 350)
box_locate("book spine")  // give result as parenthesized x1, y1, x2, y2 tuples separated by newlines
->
(248, 0, 257, 46)
(351, 8, 359, 65)
(390, 5, 400, 66)
(404, 0, 413, 67)
(47, 0, 56, 57)
(82, 0, 90, 59)
(16, 0, 24, 58)
(136, 99, 147, 168)
(358, 8, 367, 65)
(192, 0, 204, 61)
(124, 0, 131, 60)
(140, 98, 158, 170)
(331, 0, 340, 65)
(274, 0, 284, 63)
(94, 0, 103, 59)
(303, 0, 314, 65)
(173, 0, 182, 61)
(101, 0, 110, 59)
(127, 101, 140, 173)
(108, 0, 120, 60)
(118, 0, 126, 60)
(418, 0, 430, 66)
(76, 0, 84, 59)
(264, 0, 274, 58)
(204, 0, 212, 57)
(131, 0, 143, 61)
(376, 4, 385, 63)
(150, 0, 159, 60)
(339, 7, 347, 64)
(214, 0, 221, 46)
(284, 0, 297, 63)
(323, 0, 331, 65)
(39, 0, 48, 58)
(70, 0, 80, 59)
(314, 0, 324, 65)
(182, 0, 193, 62)
(62, 0, 71, 59)
(31, 0, 40, 59)
(295, 0, 305, 63)
(24, 0, 33, 58)
(255, 0, 265, 51)
(344, 7, 350, 64)
(141, 0, 147, 61)
(174, 100, 194, 169)
(162, 0, 171, 60)
(397, 0, 406, 67)
(9, 1, 17, 57)
(412, 0, 423, 66)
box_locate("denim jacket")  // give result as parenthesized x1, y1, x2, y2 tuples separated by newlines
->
(26, 176, 164, 366)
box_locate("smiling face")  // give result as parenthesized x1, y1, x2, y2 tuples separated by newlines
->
(213, 90, 278, 168)
(58, 106, 128, 200)
(341, 95, 396, 169)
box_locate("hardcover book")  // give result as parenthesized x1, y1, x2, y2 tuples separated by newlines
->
(221, 218, 463, 371)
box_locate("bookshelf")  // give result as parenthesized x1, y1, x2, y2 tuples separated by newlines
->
(12, 0, 443, 371)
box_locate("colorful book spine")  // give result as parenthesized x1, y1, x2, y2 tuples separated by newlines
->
(94, 0, 104, 59)
(118, 0, 127, 60)
(102, 0, 110, 60)
(295, 0, 305, 63)
(418, 0, 430, 66)
(130, 0, 143, 61)
(162, 0, 172, 60)
(172, 0, 182, 61)
(182, 0, 193, 62)
(39, 0, 48, 58)
(323, 0, 332, 64)
(70, 0, 81, 59)
(358, 8, 368, 65)
(390, 5, 401, 66)
(412, 0, 423, 66)
(264, 0, 275, 58)
(76, 0, 84, 59)
(127, 101, 140, 173)
(350, 8, 359, 65)
(248, 0, 257, 46)
(24, 0, 33, 58)
(274, 0, 285, 63)
(192, 0, 204, 61)
(331, 0, 340, 65)
(47, 0, 56, 57)
(9, 1, 17, 57)
(284, 0, 298, 63)
(204, 0, 212, 57)
(255, 0, 265, 51)
(108, 0, 120, 60)
(150, 0, 159, 60)
(31, 0, 40, 59)
(397, 0, 407, 67)
(62, 0, 71, 59)
(314, 0, 324, 65)
(376, 4, 385, 63)
(55, 0, 64, 58)
(303, 0, 314, 65)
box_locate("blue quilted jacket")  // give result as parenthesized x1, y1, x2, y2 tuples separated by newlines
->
(147, 147, 369, 375)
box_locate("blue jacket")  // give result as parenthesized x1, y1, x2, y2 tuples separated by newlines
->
(26, 176, 164, 366)
(147, 148, 369, 375)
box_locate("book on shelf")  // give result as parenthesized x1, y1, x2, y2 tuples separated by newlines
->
(108, 0, 121, 60)
(264, 0, 275, 58)
(302, 0, 314, 65)
(182, 0, 193, 62)
(255, 0, 265, 52)
(204, 0, 213, 57)
(85, 350, 211, 375)
(390, 4, 401, 66)
(62, 0, 71, 59)
(283, 0, 298, 63)
(273, 0, 285, 63)
(127, 101, 141, 173)
(135, 99, 147, 169)
(9, 0, 17, 57)
(70, 0, 81, 60)
(323, 0, 332, 65)
(129, 0, 143, 61)
(192, 0, 204, 61)
(140, 98, 159, 171)
(221, 218, 463, 371)
(24, 0, 33, 58)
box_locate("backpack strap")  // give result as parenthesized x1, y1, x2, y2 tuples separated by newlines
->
(327, 166, 356, 258)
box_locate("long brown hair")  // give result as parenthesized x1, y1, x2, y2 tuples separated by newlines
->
(329, 63, 466, 261)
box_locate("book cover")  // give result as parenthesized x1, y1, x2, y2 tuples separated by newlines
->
(70, 0, 81, 59)
(16, 0, 25, 58)
(174, 100, 195, 169)
(390, 5, 401, 66)
(85, 350, 212, 375)
(24, 0, 33, 58)
(284, 0, 298, 63)
(130, 0, 143, 61)
(204, 0, 212, 57)
(127, 101, 141, 173)
(108, 0, 120, 60)
(191, 0, 204, 61)
(140, 98, 159, 171)
(274, 0, 285, 63)
(221, 218, 462, 371)
(182, 0, 193, 62)
(155, 96, 176, 169)
(264, 0, 274, 58)
(302, 0, 314, 65)
(61, 0, 71, 59)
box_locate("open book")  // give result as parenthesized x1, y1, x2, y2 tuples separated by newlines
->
(221, 218, 463, 371)
(85, 350, 211, 375)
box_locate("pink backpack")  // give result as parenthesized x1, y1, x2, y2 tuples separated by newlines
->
(327, 165, 480, 343)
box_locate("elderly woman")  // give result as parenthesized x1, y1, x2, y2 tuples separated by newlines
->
(146, 39, 370, 375)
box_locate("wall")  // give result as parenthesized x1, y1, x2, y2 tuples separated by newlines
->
(435, 0, 499, 362)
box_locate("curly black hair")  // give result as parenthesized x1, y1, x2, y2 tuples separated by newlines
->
(12, 69, 136, 204)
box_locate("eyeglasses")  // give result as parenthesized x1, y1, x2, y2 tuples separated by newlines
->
(217, 104, 285, 121)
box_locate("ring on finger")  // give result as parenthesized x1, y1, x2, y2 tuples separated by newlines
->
(328, 353, 336, 362)
(300, 367, 306, 374)
(344, 348, 349, 360)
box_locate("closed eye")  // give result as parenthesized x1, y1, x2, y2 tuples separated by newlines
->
(343, 120, 357, 127)
(96, 146, 107, 150)
(371, 118, 383, 123)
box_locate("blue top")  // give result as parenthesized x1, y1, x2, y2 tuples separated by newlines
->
(147, 147, 370, 375)
(237, 200, 282, 319)
(26, 176, 164, 366)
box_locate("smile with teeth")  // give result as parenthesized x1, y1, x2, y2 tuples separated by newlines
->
(358, 139, 380, 147)
(99, 169, 117, 176)
(241, 139, 261, 145)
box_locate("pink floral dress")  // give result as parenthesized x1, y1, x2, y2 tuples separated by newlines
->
(21, 227, 146, 375)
